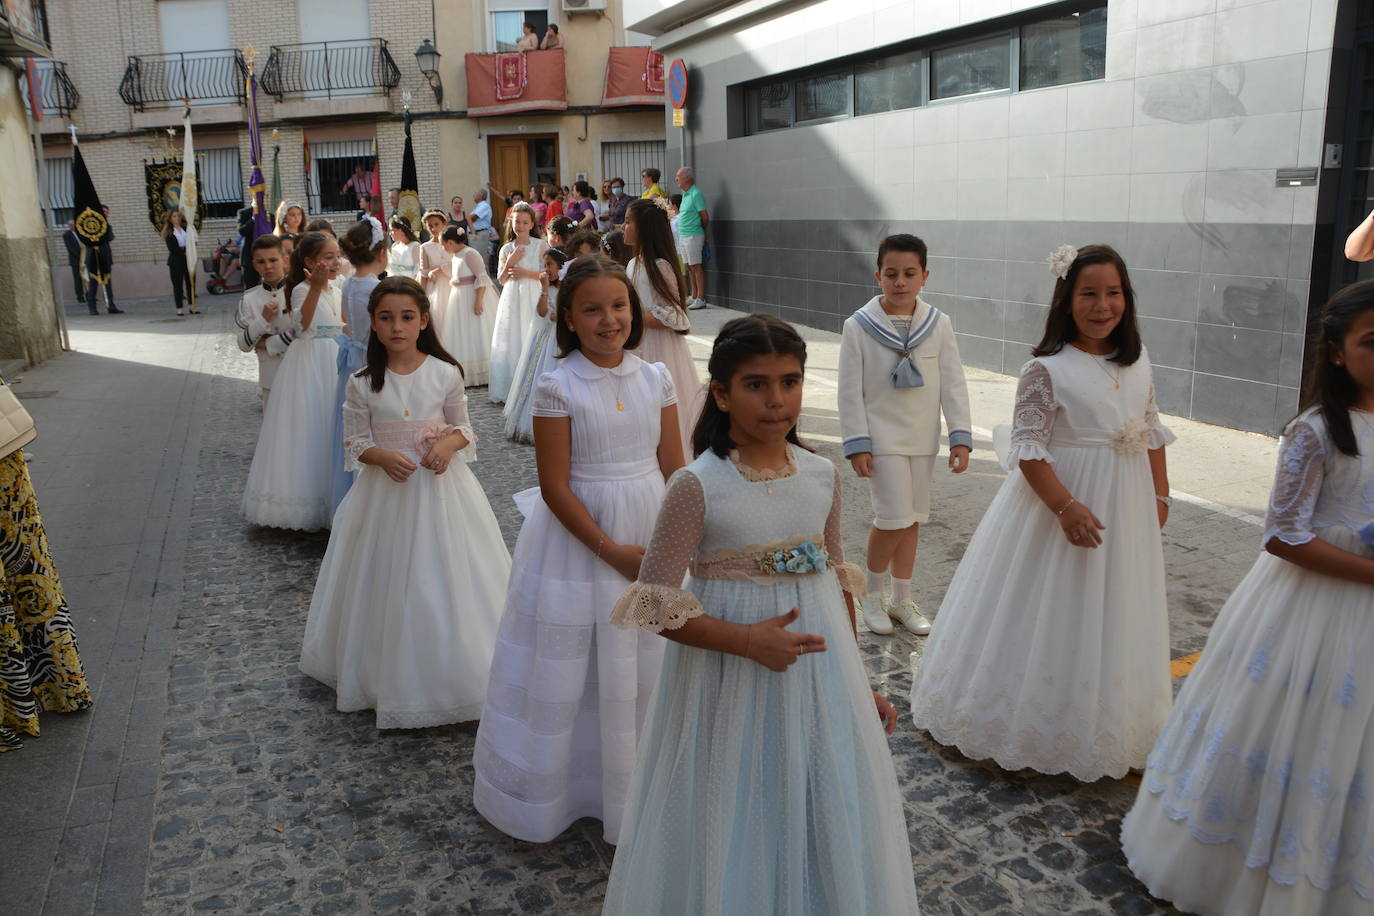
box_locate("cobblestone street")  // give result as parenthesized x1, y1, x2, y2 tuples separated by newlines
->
(3, 296, 1279, 914)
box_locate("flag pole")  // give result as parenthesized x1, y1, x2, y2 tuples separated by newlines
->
(181, 99, 198, 313)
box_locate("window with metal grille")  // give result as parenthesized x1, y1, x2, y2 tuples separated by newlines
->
(196, 147, 243, 219)
(308, 138, 376, 215)
(44, 156, 74, 227)
(600, 140, 666, 188)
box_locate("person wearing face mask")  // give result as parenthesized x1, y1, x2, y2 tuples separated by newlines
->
(608, 177, 630, 228)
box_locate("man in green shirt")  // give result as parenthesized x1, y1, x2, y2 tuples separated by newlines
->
(675, 167, 709, 310)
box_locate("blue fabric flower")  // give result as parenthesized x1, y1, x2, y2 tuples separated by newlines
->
(1360, 521, 1374, 550)
(798, 541, 824, 568)
(785, 555, 807, 573)
(775, 561, 787, 573)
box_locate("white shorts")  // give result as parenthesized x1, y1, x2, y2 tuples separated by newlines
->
(868, 454, 937, 529)
(679, 234, 704, 266)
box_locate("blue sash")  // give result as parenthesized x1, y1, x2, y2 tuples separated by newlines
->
(853, 306, 941, 388)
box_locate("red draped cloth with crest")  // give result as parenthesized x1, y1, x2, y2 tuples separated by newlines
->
(602, 47, 665, 107)
(465, 49, 567, 116)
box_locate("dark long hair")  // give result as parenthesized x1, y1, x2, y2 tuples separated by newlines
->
(284, 231, 334, 311)
(356, 277, 462, 391)
(338, 220, 384, 267)
(389, 215, 417, 243)
(554, 254, 644, 358)
(1031, 244, 1142, 366)
(1298, 280, 1374, 456)
(626, 199, 688, 328)
(692, 314, 811, 458)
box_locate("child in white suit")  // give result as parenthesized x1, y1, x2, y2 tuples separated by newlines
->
(234, 236, 293, 408)
(838, 233, 971, 636)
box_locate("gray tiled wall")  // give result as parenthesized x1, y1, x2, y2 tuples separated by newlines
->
(706, 218, 1311, 435)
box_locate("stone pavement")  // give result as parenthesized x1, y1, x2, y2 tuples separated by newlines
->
(0, 295, 1277, 914)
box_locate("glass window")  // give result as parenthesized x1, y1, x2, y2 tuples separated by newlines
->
(1020, 8, 1107, 90)
(794, 71, 851, 122)
(930, 34, 1010, 100)
(746, 81, 793, 133)
(855, 50, 922, 115)
(491, 9, 549, 52)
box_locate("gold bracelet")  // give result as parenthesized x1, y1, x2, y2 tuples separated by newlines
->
(1054, 497, 1077, 517)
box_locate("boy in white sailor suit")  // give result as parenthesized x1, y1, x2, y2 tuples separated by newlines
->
(837, 233, 972, 636)
(235, 235, 293, 409)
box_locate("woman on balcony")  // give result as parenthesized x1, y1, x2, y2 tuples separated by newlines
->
(517, 22, 539, 51)
(540, 24, 562, 50)
(163, 209, 195, 316)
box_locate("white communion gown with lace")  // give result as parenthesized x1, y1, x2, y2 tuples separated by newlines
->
(242, 283, 345, 531)
(472, 349, 676, 844)
(910, 345, 1176, 781)
(1122, 408, 1374, 916)
(627, 256, 705, 453)
(442, 247, 497, 388)
(299, 357, 511, 728)
(488, 238, 548, 402)
(602, 447, 921, 915)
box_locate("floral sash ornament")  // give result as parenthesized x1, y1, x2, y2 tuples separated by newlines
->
(1112, 416, 1152, 456)
(758, 541, 829, 575)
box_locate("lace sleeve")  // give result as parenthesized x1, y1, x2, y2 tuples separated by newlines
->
(823, 465, 865, 595)
(1004, 359, 1057, 470)
(342, 375, 375, 471)
(610, 469, 707, 632)
(443, 369, 478, 464)
(643, 259, 690, 330)
(1145, 382, 1178, 449)
(531, 372, 569, 418)
(1263, 419, 1327, 547)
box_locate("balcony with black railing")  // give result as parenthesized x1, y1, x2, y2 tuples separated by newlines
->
(21, 59, 79, 117)
(260, 38, 401, 101)
(118, 49, 248, 112)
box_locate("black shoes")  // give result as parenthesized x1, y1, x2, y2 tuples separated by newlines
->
(87, 306, 98, 315)
(107, 306, 124, 314)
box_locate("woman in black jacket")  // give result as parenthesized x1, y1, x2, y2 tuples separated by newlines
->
(163, 209, 195, 315)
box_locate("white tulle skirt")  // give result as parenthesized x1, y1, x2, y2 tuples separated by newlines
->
(603, 572, 922, 915)
(502, 316, 557, 444)
(472, 462, 666, 844)
(441, 282, 496, 388)
(487, 277, 540, 402)
(1121, 526, 1374, 916)
(633, 326, 704, 454)
(242, 335, 339, 531)
(299, 456, 511, 729)
(909, 443, 1172, 781)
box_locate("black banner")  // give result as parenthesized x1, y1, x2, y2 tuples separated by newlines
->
(396, 113, 421, 232)
(144, 159, 203, 232)
(71, 145, 110, 249)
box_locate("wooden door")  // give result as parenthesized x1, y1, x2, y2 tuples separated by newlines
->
(488, 136, 529, 231)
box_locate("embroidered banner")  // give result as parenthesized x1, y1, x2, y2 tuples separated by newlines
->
(144, 159, 203, 232)
(465, 49, 567, 117)
(602, 47, 666, 108)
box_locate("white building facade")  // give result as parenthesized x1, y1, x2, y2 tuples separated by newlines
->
(630, 0, 1370, 435)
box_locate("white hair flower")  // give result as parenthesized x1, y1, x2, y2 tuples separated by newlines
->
(1047, 244, 1078, 280)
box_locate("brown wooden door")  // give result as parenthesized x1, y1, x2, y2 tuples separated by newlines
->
(488, 136, 528, 231)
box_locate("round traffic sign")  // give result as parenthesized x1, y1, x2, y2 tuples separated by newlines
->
(668, 59, 688, 109)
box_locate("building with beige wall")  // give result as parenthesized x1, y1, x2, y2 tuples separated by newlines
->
(32, 0, 665, 302)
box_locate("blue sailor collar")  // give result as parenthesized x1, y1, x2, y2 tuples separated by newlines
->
(854, 296, 941, 388)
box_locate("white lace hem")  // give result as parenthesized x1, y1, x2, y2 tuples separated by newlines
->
(1001, 441, 1055, 471)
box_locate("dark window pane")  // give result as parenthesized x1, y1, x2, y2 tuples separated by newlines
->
(746, 81, 792, 133)
(856, 50, 922, 115)
(795, 71, 850, 122)
(1020, 7, 1108, 90)
(931, 34, 1010, 100)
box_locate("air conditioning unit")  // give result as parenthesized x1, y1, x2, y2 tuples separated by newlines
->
(562, 0, 606, 14)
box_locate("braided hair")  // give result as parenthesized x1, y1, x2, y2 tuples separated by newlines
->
(692, 314, 811, 458)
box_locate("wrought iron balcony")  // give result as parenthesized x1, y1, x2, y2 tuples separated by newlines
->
(260, 38, 401, 101)
(118, 50, 248, 112)
(21, 59, 78, 116)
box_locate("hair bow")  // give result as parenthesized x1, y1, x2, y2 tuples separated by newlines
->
(369, 217, 385, 248)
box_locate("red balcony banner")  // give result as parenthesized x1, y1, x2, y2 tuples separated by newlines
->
(602, 47, 665, 108)
(465, 49, 567, 117)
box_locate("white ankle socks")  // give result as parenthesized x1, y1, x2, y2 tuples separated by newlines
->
(865, 568, 887, 597)
(892, 577, 911, 603)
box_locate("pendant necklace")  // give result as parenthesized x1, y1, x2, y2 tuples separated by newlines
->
(1075, 343, 1120, 389)
(610, 367, 626, 411)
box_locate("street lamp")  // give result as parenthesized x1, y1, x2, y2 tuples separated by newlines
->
(415, 39, 443, 107)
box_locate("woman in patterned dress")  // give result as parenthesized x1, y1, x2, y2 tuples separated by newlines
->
(0, 447, 92, 751)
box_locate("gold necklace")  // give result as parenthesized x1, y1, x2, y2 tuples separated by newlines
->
(1073, 343, 1119, 389)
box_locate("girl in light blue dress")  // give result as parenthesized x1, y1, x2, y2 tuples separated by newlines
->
(604, 314, 919, 915)
(329, 221, 387, 515)
(1122, 280, 1374, 916)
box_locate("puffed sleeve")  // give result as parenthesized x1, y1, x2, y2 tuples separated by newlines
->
(641, 259, 691, 331)
(342, 375, 376, 471)
(1004, 359, 1057, 470)
(443, 367, 478, 464)
(531, 371, 569, 418)
(655, 361, 679, 408)
(1144, 382, 1178, 449)
(823, 465, 866, 596)
(610, 469, 707, 632)
(1263, 418, 1326, 548)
